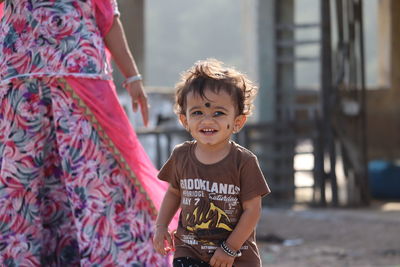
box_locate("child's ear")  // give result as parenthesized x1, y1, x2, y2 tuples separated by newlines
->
(179, 114, 189, 131)
(233, 115, 247, 133)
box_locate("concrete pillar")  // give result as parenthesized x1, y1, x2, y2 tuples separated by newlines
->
(377, 0, 400, 93)
(257, 0, 295, 122)
(275, 0, 295, 120)
(377, 0, 391, 88)
(241, 0, 259, 89)
(257, 0, 276, 122)
(256, 0, 296, 203)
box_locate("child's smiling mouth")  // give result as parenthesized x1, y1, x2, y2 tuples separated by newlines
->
(200, 128, 217, 135)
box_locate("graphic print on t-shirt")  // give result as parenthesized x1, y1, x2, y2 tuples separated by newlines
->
(180, 178, 240, 246)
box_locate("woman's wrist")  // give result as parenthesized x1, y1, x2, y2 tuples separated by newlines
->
(124, 74, 142, 84)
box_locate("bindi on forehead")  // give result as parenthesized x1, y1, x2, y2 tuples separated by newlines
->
(205, 102, 211, 108)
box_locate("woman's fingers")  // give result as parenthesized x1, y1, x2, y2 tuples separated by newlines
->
(131, 101, 138, 112)
(125, 82, 149, 126)
(138, 93, 149, 126)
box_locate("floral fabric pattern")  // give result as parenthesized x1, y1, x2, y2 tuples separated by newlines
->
(0, 0, 113, 83)
(0, 77, 169, 266)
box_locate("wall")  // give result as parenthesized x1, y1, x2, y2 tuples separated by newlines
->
(366, 0, 400, 160)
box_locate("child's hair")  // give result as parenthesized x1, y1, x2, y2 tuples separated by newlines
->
(174, 58, 258, 116)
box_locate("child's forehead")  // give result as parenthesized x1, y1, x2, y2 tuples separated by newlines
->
(186, 88, 231, 100)
(185, 90, 234, 109)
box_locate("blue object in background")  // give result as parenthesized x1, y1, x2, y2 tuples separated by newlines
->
(368, 160, 400, 199)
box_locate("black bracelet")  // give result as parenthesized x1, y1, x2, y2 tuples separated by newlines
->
(220, 241, 242, 257)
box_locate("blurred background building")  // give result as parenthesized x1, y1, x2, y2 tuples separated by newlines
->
(114, 0, 400, 207)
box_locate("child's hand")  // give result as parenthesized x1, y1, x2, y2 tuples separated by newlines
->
(153, 225, 174, 255)
(209, 247, 235, 267)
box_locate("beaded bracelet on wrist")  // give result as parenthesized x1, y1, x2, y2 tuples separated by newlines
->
(221, 241, 242, 257)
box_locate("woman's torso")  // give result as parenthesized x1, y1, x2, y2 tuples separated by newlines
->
(0, 0, 112, 83)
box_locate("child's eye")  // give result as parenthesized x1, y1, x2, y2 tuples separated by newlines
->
(214, 111, 226, 117)
(191, 111, 203, 116)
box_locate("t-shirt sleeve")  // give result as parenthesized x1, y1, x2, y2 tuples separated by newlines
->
(240, 155, 271, 202)
(111, 0, 120, 16)
(158, 149, 180, 190)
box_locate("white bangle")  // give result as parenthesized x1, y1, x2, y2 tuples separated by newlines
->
(124, 74, 142, 84)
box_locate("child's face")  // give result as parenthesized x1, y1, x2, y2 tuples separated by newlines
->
(179, 89, 246, 150)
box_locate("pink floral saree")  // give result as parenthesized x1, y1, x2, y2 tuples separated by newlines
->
(0, 1, 176, 266)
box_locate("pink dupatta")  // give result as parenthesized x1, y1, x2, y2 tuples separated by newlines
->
(0, 3, 3, 19)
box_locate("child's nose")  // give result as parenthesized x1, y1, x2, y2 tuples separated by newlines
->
(201, 114, 214, 121)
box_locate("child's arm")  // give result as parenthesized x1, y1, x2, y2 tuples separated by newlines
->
(209, 195, 262, 267)
(153, 185, 181, 255)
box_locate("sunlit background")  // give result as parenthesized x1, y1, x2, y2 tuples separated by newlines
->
(115, 0, 400, 265)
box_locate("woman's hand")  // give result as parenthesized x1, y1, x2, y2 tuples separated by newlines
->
(123, 80, 149, 127)
(209, 247, 235, 267)
(153, 225, 174, 255)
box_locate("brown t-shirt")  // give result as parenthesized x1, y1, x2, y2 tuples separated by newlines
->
(158, 141, 270, 267)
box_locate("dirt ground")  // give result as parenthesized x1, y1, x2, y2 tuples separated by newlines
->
(256, 202, 400, 267)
